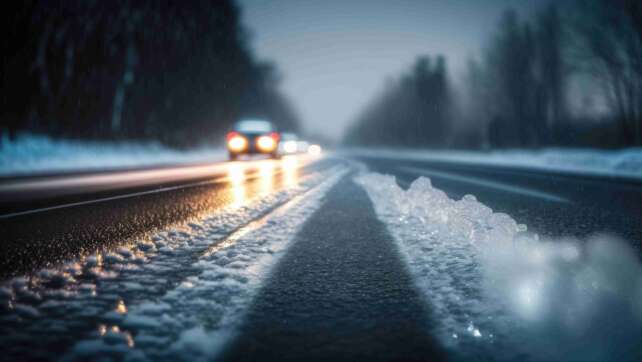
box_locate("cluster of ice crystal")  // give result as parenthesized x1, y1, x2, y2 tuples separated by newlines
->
(356, 173, 642, 362)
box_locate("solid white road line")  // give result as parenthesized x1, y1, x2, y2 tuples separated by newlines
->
(0, 156, 318, 219)
(0, 177, 228, 220)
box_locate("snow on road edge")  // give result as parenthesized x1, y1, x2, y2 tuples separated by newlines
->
(348, 147, 642, 180)
(64, 166, 348, 361)
(355, 172, 642, 362)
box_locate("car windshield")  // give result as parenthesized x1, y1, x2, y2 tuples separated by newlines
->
(281, 133, 297, 140)
(234, 120, 274, 133)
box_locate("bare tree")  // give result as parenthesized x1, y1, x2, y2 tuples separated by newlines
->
(484, 9, 539, 147)
(535, 3, 567, 144)
(1, 0, 301, 146)
(462, 57, 494, 149)
(572, 0, 642, 145)
(344, 55, 454, 147)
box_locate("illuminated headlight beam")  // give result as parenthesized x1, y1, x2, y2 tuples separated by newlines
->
(256, 136, 276, 152)
(228, 136, 247, 152)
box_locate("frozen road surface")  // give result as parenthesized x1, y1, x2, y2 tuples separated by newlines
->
(1, 153, 642, 361)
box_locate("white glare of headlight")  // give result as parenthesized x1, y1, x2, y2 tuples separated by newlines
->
(308, 144, 322, 155)
(228, 136, 247, 152)
(283, 141, 298, 153)
(257, 136, 276, 151)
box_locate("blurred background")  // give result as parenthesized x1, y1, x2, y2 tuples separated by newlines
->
(1, 0, 641, 153)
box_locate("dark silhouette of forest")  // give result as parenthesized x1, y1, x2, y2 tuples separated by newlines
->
(346, 55, 453, 147)
(3, 0, 641, 151)
(345, 0, 642, 149)
(1, 0, 299, 147)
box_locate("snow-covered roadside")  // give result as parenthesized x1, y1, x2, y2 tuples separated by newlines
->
(348, 147, 642, 180)
(0, 165, 347, 361)
(112, 167, 347, 361)
(355, 173, 642, 362)
(0, 134, 226, 176)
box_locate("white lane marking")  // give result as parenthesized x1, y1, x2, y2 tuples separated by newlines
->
(399, 166, 570, 204)
(0, 177, 227, 220)
(0, 156, 318, 219)
(0, 156, 315, 193)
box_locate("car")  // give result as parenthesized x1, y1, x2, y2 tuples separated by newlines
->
(307, 143, 322, 155)
(226, 119, 280, 160)
(298, 140, 310, 153)
(278, 132, 300, 155)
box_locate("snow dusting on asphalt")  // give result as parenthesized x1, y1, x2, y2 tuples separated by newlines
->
(356, 172, 642, 361)
(0, 165, 347, 361)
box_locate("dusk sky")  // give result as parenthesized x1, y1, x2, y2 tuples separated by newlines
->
(239, 0, 544, 140)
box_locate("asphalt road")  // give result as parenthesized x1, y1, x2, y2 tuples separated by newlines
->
(1, 153, 641, 361)
(0, 155, 332, 277)
(219, 176, 446, 362)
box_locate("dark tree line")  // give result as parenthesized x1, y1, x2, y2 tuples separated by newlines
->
(345, 55, 453, 147)
(346, 0, 642, 149)
(465, 6, 566, 148)
(1, 0, 299, 147)
(464, 0, 642, 149)
(571, 0, 642, 146)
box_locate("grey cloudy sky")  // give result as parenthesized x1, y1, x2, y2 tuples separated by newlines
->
(239, 0, 543, 140)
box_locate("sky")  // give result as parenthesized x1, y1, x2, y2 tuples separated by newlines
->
(239, 0, 543, 141)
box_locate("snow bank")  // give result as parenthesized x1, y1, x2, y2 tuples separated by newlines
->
(0, 134, 226, 175)
(355, 173, 642, 361)
(348, 147, 642, 180)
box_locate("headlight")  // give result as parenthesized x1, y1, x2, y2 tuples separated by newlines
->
(257, 136, 276, 152)
(283, 140, 298, 153)
(227, 136, 247, 152)
(308, 144, 322, 155)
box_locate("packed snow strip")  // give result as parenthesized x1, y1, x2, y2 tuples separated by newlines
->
(0, 134, 226, 175)
(348, 147, 642, 180)
(0, 164, 346, 361)
(355, 173, 642, 362)
(62, 167, 348, 361)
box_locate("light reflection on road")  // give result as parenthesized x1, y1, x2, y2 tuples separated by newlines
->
(282, 155, 299, 188)
(227, 162, 247, 208)
(224, 155, 309, 209)
(0, 154, 317, 219)
(258, 161, 275, 196)
(0, 154, 316, 203)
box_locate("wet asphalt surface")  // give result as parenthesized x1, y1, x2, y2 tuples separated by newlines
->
(1, 154, 641, 361)
(0, 157, 336, 277)
(220, 176, 446, 362)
